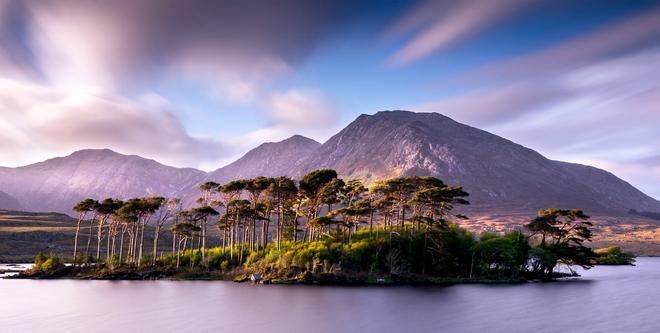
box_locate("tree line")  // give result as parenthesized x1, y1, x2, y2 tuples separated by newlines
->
(70, 169, 597, 279)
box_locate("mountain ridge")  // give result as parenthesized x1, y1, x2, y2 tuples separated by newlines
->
(0, 111, 658, 216)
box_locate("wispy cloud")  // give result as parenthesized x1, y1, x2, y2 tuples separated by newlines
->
(226, 88, 341, 152)
(466, 5, 660, 81)
(15, 0, 352, 100)
(416, 7, 660, 199)
(384, 0, 527, 66)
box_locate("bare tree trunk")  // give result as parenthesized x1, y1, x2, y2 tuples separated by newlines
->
(189, 234, 194, 268)
(201, 219, 207, 265)
(73, 213, 84, 263)
(293, 200, 302, 242)
(138, 220, 146, 267)
(96, 217, 105, 262)
(369, 208, 374, 237)
(85, 219, 93, 257)
(222, 225, 227, 254)
(230, 224, 234, 261)
(153, 224, 161, 266)
(276, 207, 281, 250)
(264, 219, 270, 252)
(172, 232, 176, 255)
(119, 226, 126, 264)
(127, 228, 133, 262)
(251, 219, 257, 252)
(106, 226, 111, 260)
(133, 223, 140, 264)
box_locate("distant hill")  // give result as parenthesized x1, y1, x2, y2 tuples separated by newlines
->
(0, 111, 658, 217)
(208, 135, 320, 182)
(0, 149, 205, 214)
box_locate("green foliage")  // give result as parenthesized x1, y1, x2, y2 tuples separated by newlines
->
(73, 168, 607, 283)
(593, 246, 636, 265)
(33, 253, 65, 273)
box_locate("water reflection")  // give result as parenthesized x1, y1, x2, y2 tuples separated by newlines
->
(1, 258, 659, 333)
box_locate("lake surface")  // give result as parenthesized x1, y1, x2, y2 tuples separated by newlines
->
(1, 258, 659, 333)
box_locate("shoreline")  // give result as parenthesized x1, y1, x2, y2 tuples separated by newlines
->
(9, 264, 578, 285)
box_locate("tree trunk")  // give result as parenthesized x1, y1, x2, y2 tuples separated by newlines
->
(201, 219, 207, 264)
(106, 226, 111, 261)
(119, 226, 126, 263)
(153, 224, 161, 266)
(73, 213, 84, 263)
(96, 217, 105, 262)
(276, 207, 282, 250)
(230, 224, 234, 261)
(138, 220, 146, 267)
(85, 219, 93, 257)
(369, 207, 374, 237)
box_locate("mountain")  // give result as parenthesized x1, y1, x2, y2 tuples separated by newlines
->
(0, 149, 205, 214)
(0, 191, 22, 210)
(295, 111, 660, 214)
(0, 111, 658, 217)
(207, 135, 320, 182)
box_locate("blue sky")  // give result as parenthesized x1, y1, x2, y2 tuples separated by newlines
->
(0, 0, 659, 199)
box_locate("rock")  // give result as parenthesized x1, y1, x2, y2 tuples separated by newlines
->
(250, 273, 262, 283)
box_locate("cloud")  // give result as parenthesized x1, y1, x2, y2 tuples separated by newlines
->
(268, 89, 337, 128)
(0, 79, 228, 169)
(6, 0, 357, 103)
(216, 88, 340, 154)
(416, 82, 566, 126)
(0, 0, 356, 169)
(384, 0, 527, 66)
(414, 6, 660, 199)
(463, 5, 660, 82)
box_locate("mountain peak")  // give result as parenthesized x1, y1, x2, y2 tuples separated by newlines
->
(69, 148, 123, 158)
(371, 110, 452, 120)
(207, 134, 321, 182)
(280, 135, 320, 145)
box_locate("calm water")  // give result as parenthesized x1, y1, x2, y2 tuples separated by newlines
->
(1, 258, 659, 333)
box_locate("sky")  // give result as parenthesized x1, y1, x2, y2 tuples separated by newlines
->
(0, 0, 659, 199)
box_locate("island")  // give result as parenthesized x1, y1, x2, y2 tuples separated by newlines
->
(16, 169, 635, 284)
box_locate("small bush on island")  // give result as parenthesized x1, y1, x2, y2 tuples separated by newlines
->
(592, 246, 636, 265)
(31, 253, 66, 275)
(21, 169, 632, 283)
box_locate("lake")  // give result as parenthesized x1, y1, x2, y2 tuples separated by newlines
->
(1, 258, 659, 333)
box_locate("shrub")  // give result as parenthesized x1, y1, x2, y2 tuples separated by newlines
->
(593, 246, 636, 265)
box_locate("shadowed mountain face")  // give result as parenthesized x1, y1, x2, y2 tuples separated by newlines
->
(0, 111, 658, 216)
(0, 191, 22, 210)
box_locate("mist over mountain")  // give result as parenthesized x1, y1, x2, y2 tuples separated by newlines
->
(1, 111, 658, 217)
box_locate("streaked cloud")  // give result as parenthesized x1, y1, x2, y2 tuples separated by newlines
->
(384, 0, 527, 66)
(13, 0, 353, 101)
(416, 7, 660, 199)
(466, 5, 660, 81)
(226, 88, 341, 152)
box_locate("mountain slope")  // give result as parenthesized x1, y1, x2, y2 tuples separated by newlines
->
(556, 161, 660, 213)
(0, 111, 657, 217)
(0, 191, 22, 210)
(207, 135, 320, 182)
(296, 111, 660, 214)
(0, 149, 205, 214)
